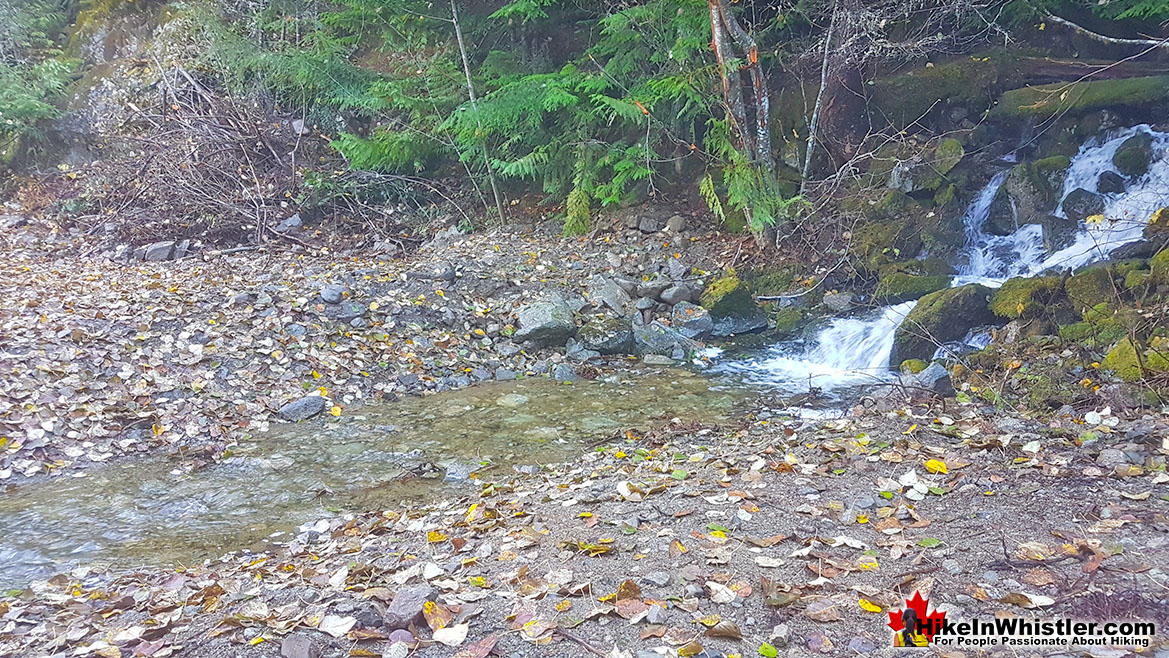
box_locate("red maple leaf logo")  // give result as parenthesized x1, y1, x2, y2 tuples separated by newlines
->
(888, 591, 947, 643)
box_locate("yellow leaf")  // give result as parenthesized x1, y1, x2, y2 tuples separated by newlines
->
(925, 459, 948, 474)
(902, 424, 917, 435)
(856, 514, 869, 524)
(249, 637, 265, 646)
(330, 405, 342, 417)
(312, 370, 322, 379)
(427, 530, 448, 543)
(369, 301, 379, 311)
(1085, 214, 1105, 226)
(554, 600, 572, 613)
(858, 599, 882, 613)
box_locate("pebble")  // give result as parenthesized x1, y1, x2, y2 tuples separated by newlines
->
(642, 571, 671, 587)
(320, 284, 345, 304)
(943, 558, 963, 575)
(770, 623, 791, 647)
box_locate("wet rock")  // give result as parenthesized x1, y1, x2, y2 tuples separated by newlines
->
(671, 301, 713, 340)
(893, 284, 995, 362)
(384, 585, 436, 630)
(642, 354, 675, 366)
(701, 273, 767, 337)
(565, 338, 601, 361)
(274, 214, 303, 234)
(552, 363, 580, 381)
(1113, 131, 1153, 178)
(578, 317, 633, 354)
(514, 295, 577, 345)
(494, 367, 517, 381)
(1097, 171, 1127, 195)
(1062, 188, 1105, 222)
(278, 395, 327, 422)
(666, 215, 687, 233)
(822, 291, 856, 314)
(633, 320, 697, 357)
(1042, 213, 1079, 253)
(496, 393, 528, 408)
(985, 158, 1068, 234)
(320, 284, 346, 305)
(142, 241, 175, 262)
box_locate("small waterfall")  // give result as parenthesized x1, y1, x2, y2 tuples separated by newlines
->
(719, 125, 1167, 396)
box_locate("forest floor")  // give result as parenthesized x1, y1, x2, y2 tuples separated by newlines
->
(3, 210, 1169, 658)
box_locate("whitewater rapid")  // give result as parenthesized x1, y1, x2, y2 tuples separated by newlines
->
(718, 125, 1168, 395)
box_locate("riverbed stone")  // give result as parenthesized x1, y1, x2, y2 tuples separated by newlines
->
(671, 301, 713, 340)
(589, 275, 632, 317)
(822, 291, 856, 313)
(633, 320, 697, 357)
(142, 241, 175, 262)
(893, 284, 995, 363)
(320, 284, 346, 304)
(552, 363, 581, 381)
(384, 585, 437, 630)
(638, 215, 667, 233)
(1097, 170, 1126, 194)
(914, 362, 955, 397)
(278, 395, 328, 422)
(1113, 131, 1152, 178)
(578, 316, 633, 354)
(701, 272, 767, 336)
(1062, 187, 1105, 222)
(514, 295, 577, 345)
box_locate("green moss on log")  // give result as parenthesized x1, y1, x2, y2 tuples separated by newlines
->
(992, 76, 1169, 119)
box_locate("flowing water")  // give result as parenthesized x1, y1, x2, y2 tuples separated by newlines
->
(719, 125, 1169, 394)
(0, 372, 743, 588)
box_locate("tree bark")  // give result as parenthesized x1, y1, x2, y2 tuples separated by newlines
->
(802, 0, 837, 192)
(709, 0, 754, 159)
(451, 0, 506, 225)
(717, 4, 772, 171)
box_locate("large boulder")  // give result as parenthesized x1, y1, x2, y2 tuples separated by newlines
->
(912, 362, 955, 397)
(892, 284, 995, 362)
(989, 276, 1065, 320)
(699, 272, 768, 337)
(874, 272, 952, 304)
(514, 295, 577, 345)
(852, 221, 924, 272)
(1112, 132, 1153, 178)
(984, 158, 1069, 235)
(587, 275, 632, 317)
(278, 395, 328, 422)
(577, 316, 633, 354)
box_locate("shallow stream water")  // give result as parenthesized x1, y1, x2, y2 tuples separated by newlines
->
(0, 371, 743, 588)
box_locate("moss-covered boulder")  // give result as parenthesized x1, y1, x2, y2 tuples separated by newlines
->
(991, 75, 1169, 119)
(852, 222, 924, 272)
(989, 276, 1065, 319)
(700, 271, 767, 337)
(1151, 248, 1169, 283)
(875, 273, 952, 303)
(771, 307, 809, 337)
(1113, 132, 1153, 178)
(577, 316, 633, 354)
(892, 284, 995, 362)
(1103, 338, 1144, 383)
(1064, 266, 1116, 311)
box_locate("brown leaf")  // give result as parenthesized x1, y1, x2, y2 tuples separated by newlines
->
(804, 598, 843, 622)
(452, 634, 498, 658)
(705, 621, 743, 640)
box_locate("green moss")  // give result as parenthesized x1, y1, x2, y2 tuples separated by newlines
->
(900, 359, 928, 374)
(743, 267, 796, 297)
(1031, 155, 1072, 191)
(1113, 133, 1153, 178)
(934, 184, 956, 208)
(989, 276, 1064, 319)
(701, 271, 741, 309)
(992, 76, 1169, 119)
(1124, 269, 1151, 291)
(868, 53, 1017, 126)
(874, 272, 952, 303)
(879, 258, 956, 277)
(934, 138, 964, 175)
(852, 221, 924, 272)
(1103, 338, 1143, 383)
(1151, 248, 1169, 283)
(771, 308, 807, 337)
(1064, 267, 1116, 310)
(700, 270, 760, 320)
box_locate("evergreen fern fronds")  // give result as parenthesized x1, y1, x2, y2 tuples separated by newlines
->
(495, 150, 549, 179)
(564, 186, 590, 236)
(699, 173, 725, 223)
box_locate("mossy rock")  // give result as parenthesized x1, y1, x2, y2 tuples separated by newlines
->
(991, 75, 1169, 119)
(879, 258, 956, 278)
(934, 184, 956, 208)
(1103, 338, 1144, 383)
(985, 160, 1067, 235)
(1057, 305, 1133, 348)
(701, 271, 744, 310)
(872, 190, 914, 218)
(935, 138, 965, 175)
(852, 221, 924, 272)
(1113, 132, 1153, 178)
(1124, 269, 1151, 291)
(989, 276, 1064, 319)
(892, 284, 995, 362)
(1032, 155, 1072, 191)
(900, 359, 928, 374)
(1151, 246, 1169, 283)
(1064, 266, 1116, 311)
(700, 271, 767, 336)
(771, 307, 808, 337)
(742, 266, 797, 297)
(868, 53, 1018, 127)
(874, 272, 952, 303)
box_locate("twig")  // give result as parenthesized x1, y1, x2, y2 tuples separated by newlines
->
(554, 628, 607, 657)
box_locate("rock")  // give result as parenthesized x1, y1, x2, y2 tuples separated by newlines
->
(565, 338, 601, 362)
(588, 275, 632, 317)
(552, 364, 580, 381)
(846, 637, 876, 654)
(291, 119, 311, 136)
(1062, 187, 1105, 222)
(637, 279, 671, 300)
(384, 585, 437, 630)
(700, 272, 767, 337)
(666, 257, 688, 280)
(874, 263, 952, 303)
(496, 393, 528, 408)
(989, 275, 1066, 320)
(633, 320, 697, 357)
(1097, 448, 1128, 467)
(822, 291, 856, 314)
(578, 317, 633, 354)
(770, 623, 791, 648)
(666, 215, 687, 233)
(886, 138, 963, 193)
(942, 559, 963, 575)
(274, 214, 303, 234)
(1113, 131, 1153, 178)
(281, 634, 319, 658)
(851, 221, 924, 271)
(494, 367, 518, 381)
(634, 297, 656, 311)
(643, 571, 672, 587)
(142, 241, 175, 262)
(278, 395, 327, 422)
(320, 284, 346, 305)
(985, 157, 1069, 235)
(1097, 171, 1126, 195)
(1041, 213, 1079, 253)
(659, 284, 693, 306)
(914, 363, 954, 397)
(642, 354, 675, 366)
(514, 295, 577, 345)
(671, 301, 713, 340)
(172, 239, 192, 259)
(328, 302, 366, 323)
(893, 284, 995, 362)
(637, 215, 666, 233)
(429, 262, 457, 282)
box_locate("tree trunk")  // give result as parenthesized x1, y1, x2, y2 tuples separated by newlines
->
(451, 0, 506, 225)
